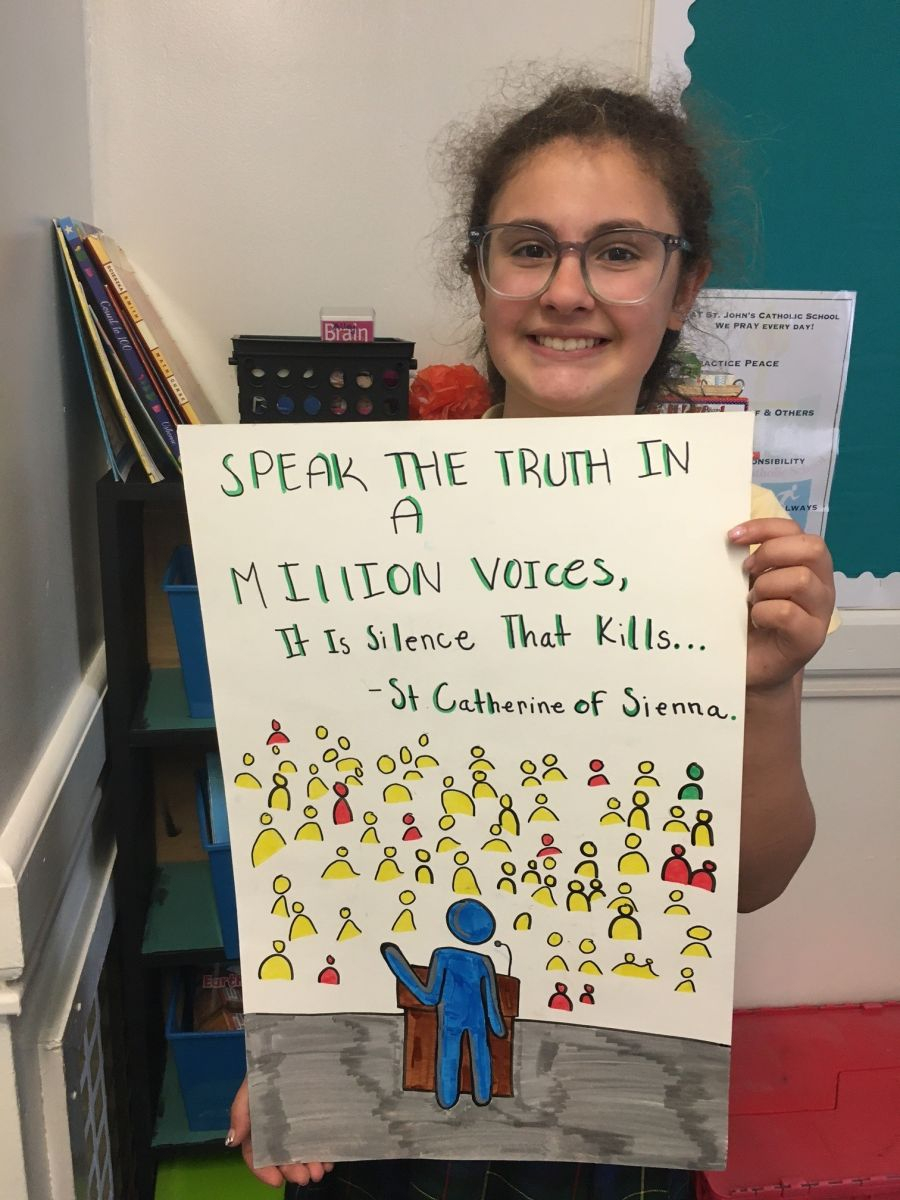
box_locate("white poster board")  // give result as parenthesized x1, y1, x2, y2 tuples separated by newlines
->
(181, 412, 753, 1163)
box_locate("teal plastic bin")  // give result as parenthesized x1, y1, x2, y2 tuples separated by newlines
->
(197, 754, 239, 959)
(162, 546, 213, 718)
(165, 970, 246, 1132)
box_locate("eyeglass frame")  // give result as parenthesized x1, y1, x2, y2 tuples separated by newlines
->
(467, 223, 693, 306)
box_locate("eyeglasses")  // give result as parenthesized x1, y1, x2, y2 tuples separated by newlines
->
(468, 223, 692, 305)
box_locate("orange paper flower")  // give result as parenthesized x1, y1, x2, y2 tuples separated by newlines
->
(409, 364, 493, 420)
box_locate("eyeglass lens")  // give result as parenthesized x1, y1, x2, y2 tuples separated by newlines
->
(481, 225, 671, 303)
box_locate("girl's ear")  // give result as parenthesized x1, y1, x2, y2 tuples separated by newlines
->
(667, 259, 711, 331)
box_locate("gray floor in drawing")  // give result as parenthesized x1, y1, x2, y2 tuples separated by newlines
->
(246, 1012, 729, 1170)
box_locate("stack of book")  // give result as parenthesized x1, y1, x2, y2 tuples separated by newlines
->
(54, 218, 213, 482)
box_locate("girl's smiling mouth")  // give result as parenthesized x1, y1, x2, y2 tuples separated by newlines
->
(528, 333, 610, 354)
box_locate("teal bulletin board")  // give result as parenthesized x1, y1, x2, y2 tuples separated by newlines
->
(685, 1, 899, 581)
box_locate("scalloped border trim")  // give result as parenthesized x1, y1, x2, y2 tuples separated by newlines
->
(835, 572, 900, 609)
(649, 0, 696, 93)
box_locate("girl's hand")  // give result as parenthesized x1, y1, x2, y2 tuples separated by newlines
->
(728, 518, 835, 691)
(227, 1076, 334, 1188)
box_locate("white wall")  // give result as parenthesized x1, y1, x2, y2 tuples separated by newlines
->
(0, 2, 111, 1193)
(0, 0, 104, 822)
(87, 0, 653, 418)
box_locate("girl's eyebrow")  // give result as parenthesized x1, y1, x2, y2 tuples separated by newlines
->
(509, 218, 654, 237)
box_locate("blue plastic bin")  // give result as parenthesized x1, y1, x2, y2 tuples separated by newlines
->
(162, 546, 213, 718)
(197, 755, 239, 960)
(165, 971, 246, 1132)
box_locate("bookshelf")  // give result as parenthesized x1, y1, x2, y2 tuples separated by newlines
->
(97, 471, 241, 1200)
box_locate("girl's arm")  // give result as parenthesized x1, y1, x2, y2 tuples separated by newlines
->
(728, 518, 835, 912)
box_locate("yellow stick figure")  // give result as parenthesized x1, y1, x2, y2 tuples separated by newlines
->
(664, 889, 691, 916)
(628, 791, 650, 829)
(337, 906, 362, 940)
(306, 764, 328, 801)
(608, 902, 642, 940)
(497, 863, 517, 894)
(545, 932, 568, 971)
(251, 814, 286, 867)
(618, 833, 650, 874)
(259, 940, 293, 980)
(578, 938, 602, 974)
(566, 880, 590, 912)
(289, 902, 318, 939)
(374, 846, 403, 881)
(531, 874, 558, 907)
(360, 811, 380, 844)
(675, 967, 696, 993)
(528, 794, 559, 822)
(271, 875, 291, 917)
(471, 770, 497, 800)
(681, 925, 712, 957)
(498, 794, 520, 837)
(294, 805, 323, 841)
(691, 810, 714, 847)
(664, 806, 690, 833)
(441, 776, 475, 816)
(268, 772, 291, 811)
(599, 798, 624, 825)
(468, 744, 494, 772)
(541, 753, 567, 782)
(481, 824, 511, 853)
(451, 851, 480, 895)
(415, 849, 434, 885)
(321, 847, 359, 880)
(612, 954, 658, 979)
(414, 733, 439, 770)
(391, 890, 417, 933)
(383, 780, 413, 804)
(633, 760, 659, 787)
(235, 753, 262, 789)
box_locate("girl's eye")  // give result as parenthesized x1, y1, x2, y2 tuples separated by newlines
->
(593, 243, 642, 265)
(510, 240, 553, 260)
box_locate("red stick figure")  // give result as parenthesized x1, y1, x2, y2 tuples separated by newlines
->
(537, 832, 562, 858)
(587, 758, 609, 786)
(332, 781, 353, 825)
(401, 812, 422, 841)
(579, 984, 596, 1005)
(661, 844, 691, 884)
(689, 860, 718, 892)
(318, 954, 340, 985)
(548, 982, 573, 1012)
(266, 718, 290, 745)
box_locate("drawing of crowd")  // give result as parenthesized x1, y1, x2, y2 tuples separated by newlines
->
(237, 719, 719, 1008)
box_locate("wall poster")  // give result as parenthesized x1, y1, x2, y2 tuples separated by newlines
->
(655, 289, 854, 541)
(181, 412, 753, 1169)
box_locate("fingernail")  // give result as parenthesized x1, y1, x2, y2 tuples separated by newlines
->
(728, 526, 746, 541)
(225, 1130, 236, 1147)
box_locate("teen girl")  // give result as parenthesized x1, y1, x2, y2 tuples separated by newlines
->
(229, 76, 836, 1200)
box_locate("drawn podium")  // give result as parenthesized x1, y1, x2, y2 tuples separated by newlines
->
(395, 965, 520, 1098)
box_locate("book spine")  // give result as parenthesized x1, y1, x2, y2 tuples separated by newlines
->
(53, 223, 163, 482)
(84, 232, 201, 425)
(58, 219, 181, 458)
(103, 282, 182, 427)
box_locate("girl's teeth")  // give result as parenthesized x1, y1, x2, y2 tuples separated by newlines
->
(536, 336, 602, 351)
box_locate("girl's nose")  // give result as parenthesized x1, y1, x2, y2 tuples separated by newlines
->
(540, 247, 595, 312)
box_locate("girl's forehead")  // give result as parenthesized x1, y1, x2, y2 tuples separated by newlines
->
(488, 137, 679, 233)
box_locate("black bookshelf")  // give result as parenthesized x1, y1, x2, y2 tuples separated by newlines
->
(97, 472, 227, 1200)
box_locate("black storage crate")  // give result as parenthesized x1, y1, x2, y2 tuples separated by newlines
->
(230, 335, 415, 423)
